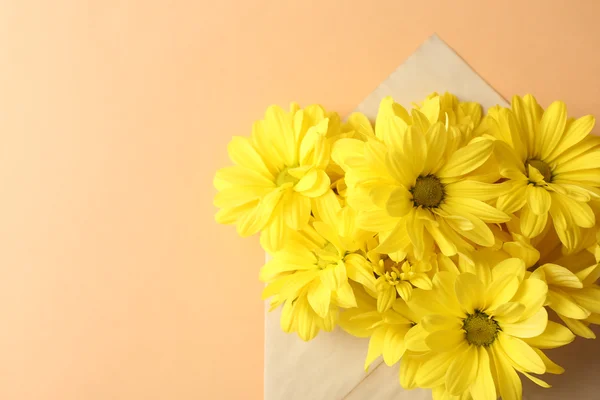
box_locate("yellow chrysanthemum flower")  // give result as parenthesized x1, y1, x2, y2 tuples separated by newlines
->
(370, 251, 432, 307)
(360, 236, 459, 311)
(415, 92, 483, 144)
(214, 103, 338, 252)
(260, 215, 373, 341)
(333, 97, 509, 259)
(405, 259, 575, 400)
(339, 284, 418, 370)
(503, 220, 600, 338)
(486, 94, 600, 250)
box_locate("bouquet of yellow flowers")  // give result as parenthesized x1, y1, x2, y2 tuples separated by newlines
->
(214, 92, 600, 400)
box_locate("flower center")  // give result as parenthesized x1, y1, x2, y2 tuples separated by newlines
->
(526, 159, 552, 182)
(314, 243, 340, 269)
(377, 258, 402, 284)
(463, 311, 500, 347)
(276, 167, 299, 186)
(382, 257, 398, 273)
(375, 258, 416, 285)
(411, 175, 445, 208)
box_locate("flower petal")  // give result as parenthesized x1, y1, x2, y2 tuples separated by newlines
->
(385, 151, 415, 188)
(213, 186, 265, 208)
(294, 169, 331, 197)
(405, 323, 430, 352)
(307, 281, 331, 318)
(520, 203, 548, 238)
(445, 180, 510, 201)
(399, 353, 420, 389)
(444, 198, 510, 223)
(490, 344, 522, 400)
(376, 97, 410, 146)
(501, 307, 548, 338)
(469, 347, 496, 400)
(280, 299, 295, 333)
(425, 329, 466, 352)
(312, 221, 343, 250)
(554, 146, 600, 173)
(283, 194, 311, 230)
(539, 101, 568, 160)
(295, 297, 320, 341)
(215, 200, 258, 225)
(536, 263, 583, 288)
(547, 289, 591, 319)
(438, 138, 494, 178)
(498, 332, 545, 374)
(431, 271, 466, 318)
(334, 281, 357, 309)
(410, 273, 432, 290)
(548, 193, 579, 249)
(265, 105, 298, 166)
(416, 349, 462, 388)
(421, 315, 462, 332)
(386, 187, 413, 217)
(227, 135, 274, 179)
(406, 210, 428, 259)
(259, 213, 286, 252)
(527, 185, 552, 215)
(364, 326, 386, 370)
(356, 208, 397, 232)
(511, 94, 543, 156)
(427, 221, 458, 257)
(569, 287, 600, 314)
(497, 182, 528, 214)
(377, 285, 397, 313)
(345, 254, 377, 292)
(523, 321, 575, 349)
(485, 275, 520, 311)
(262, 270, 317, 300)
(299, 121, 329, 166)
(423, 121, 447, 174)
(559, 315, 596, 339)
(311, 190, 341, 228)
(375, 221, 412, 255)
(446, 344, 479, 395)
(502, 240, 540, 269)
(558, 195, 595, 228)
(214, 165, 275, 190)
(442, 207, 495, 247)
(492, 302, 526, 324)
(455, 273, 486, 314)
(402, 126, 428, 174)
(396, 281, 413, 301)
(533, 348, 565, 374)
(521, 371, 551, 388)
(320, 261, 346, 291)
(382, 327, 407, 366)
(551, 130, 600, 166)
(492, 258, 526, 282)
(510, 278, 548, 320)
(547, 114, 595, 162)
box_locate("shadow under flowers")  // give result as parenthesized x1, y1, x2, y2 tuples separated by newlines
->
(522, 325, 600, 399)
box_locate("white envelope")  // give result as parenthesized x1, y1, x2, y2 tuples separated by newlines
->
(264, 34, 599, 400)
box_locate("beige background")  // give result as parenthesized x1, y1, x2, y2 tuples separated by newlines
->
(1, 1, 599, 399)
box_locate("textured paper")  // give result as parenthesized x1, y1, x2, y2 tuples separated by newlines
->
(264, 34, 599, 400)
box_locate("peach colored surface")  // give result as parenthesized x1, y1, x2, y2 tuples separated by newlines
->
(1, 1, 599, 399)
